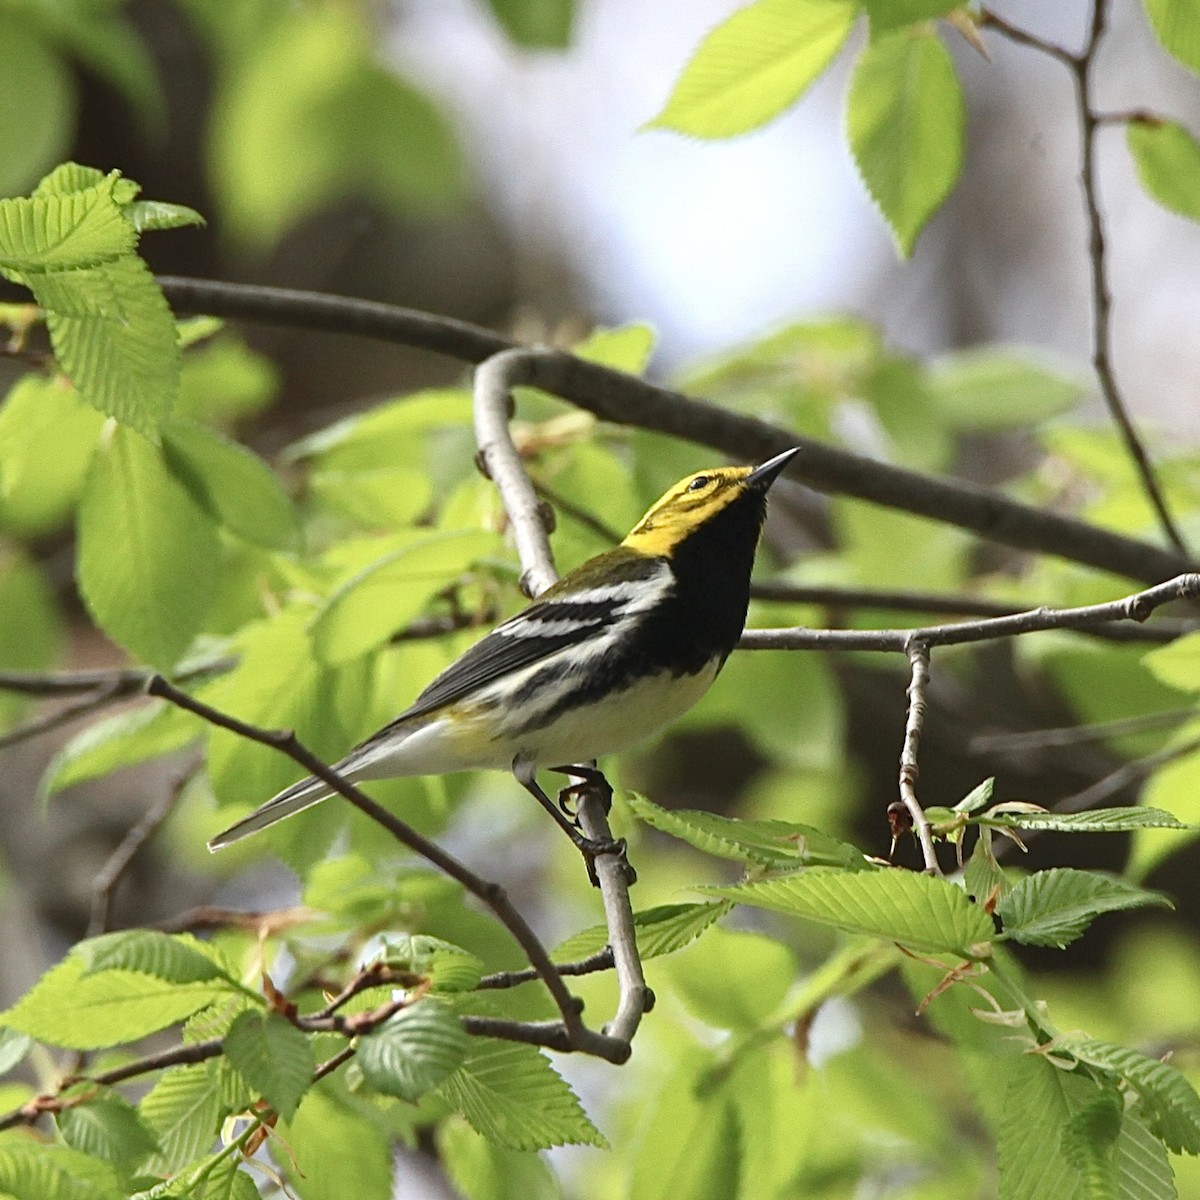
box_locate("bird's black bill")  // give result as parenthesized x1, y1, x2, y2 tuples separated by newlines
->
(745, 447, 800, 490)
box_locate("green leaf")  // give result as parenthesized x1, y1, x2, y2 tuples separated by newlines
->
(645, 0, 857, 138)
(0, 954, 230, 1049)
(0, 546, 62, 729)
(955, 778, 995, 814)
(1144, 631, 1200, 691)
(627, 792, 868, 869)
(223, 1010, 314, 1121)
(707, 866, 995, 956)
(1127, 118, 1200, 223)
(33, 164, 109, 197)
(1061, 1090, 1122, 1198)
(76, 930, 234, 986)
(0, 1140, 123, 1200)
(368, 934, 485, 992)
(1068, 1038, 1200, 1154)
(927, 349, 1085, 430)
(282, 1082, 393, 1200)
(0, 172, 133, 273)
(0, 373, 104, 536)
(0, 1027, 32, 1076)
(122, 199, 206, 233)
(0, 16, 73, 198)
(137, 1063, 225, 1176)
(984, 808, 1195, 835)
(997, 869, 1170, 948)
(484, 0, 574, 48)
(77, 424, 220, 668)
(41, 700, 202, 796)
(864, 0, 961, 35)
(552, 900, 733, 963)
(310, 529, 499, 663)
(44, 254, 180, 435)
(1143, 0, 1200, 74)
(438, 1039, 607, 1151)
(58, 1092, 159, 1172)
(162, 420, 300, 551)
(963, 832, 1011, 903)
(571, 322, 657, 374)
(846, 27, 964, 256)
(356, 1000, 469, 1102)
(176, 335, 280, 424)
(437, 1118, 562, 1200)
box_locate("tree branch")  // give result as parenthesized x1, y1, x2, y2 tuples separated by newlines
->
(898, 642, 940, 874)
(157, 276, 1194, 584)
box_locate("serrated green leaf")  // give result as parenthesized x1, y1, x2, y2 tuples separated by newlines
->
(0, 1140, 123, 1200)
(281, 1082, 393, 1200)
(985, 808, 1194, 835)
(627, 792, 868, 869)
(310, 529, 498, 663)
(846, 27, 964, 256)
(955, 778, 995, 814)
(552, 900, 733, 964)
(0, 1027, 32, 1076)
(646, 0, 857, 138)
(368, 934, 485, 992)
(1143, 0, 1200, 75)
(58, 1092, 159, 1172)
(162, 420, 300, 551)
(864, 0, 961, 35)
(485, 0, 574, 48)
(1068, 1039, 1200, 1155)
(356, 1000, 468, 1102)
(438, 1039, 607, 1151)
(0, 373, 104, 536)
(1061, 1090, 1122, 1199)
(176, 335, 279, 424)
(707, 866, 995, 955)
(137, 1062, 225, 1176)
(996, 869, 1170, 949)
(963, 832, 1011, 903)
(34, 163, 109, 197)
(0, 954, 230, 1049)
(437, 1118, 562, 1200)
(1127, 118, 1200, 223)
(41, 700, 202, 796)
(76, 930, 235, 986)
(1112, 1101, 1178, 1200)
(223, 1011, 313, 1121)
(0, 173, 133, 273)
(77, 424, 220, 668)
(927, 349, 1085, 430)
(45, 254, 180, 435)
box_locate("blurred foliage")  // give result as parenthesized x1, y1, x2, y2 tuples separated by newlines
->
(2, 2, 1200, 1199)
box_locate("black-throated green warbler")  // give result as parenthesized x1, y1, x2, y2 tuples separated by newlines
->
(208, 447, 799, 850)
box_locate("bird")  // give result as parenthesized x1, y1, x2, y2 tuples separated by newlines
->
(207, 446, 800, 852)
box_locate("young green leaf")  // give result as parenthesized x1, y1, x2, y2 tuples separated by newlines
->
(983, 808, 1194, 835)
(0, 18, 71, 200)
(356, 1000, 469, 1102)
(437, 1118, 562, 1200)
(57, 1092, 160, 1172)
(863, 0, 961, 35)
(626, 792, 868, 869)
(552, 900, 733, 964)
(77, 423, 220, 668)
(0, 1028, 32, 1076)
(645, 0, 857, 138)
(0, 548, 62, 730)
(1067, 1039, 1200, 1155)
(927, 350, 1085, 431)
(122, 199, 205, 233)
(846, 27, 964, 256)
(1060, 1090, 1122, 1196)
(571, 322, 657, 374)
(438, 1039, 607, 1151)
(0, 1140, 124, 1200)
(367, 934, 485, 993)
(137, 1063, 225, 1176)
(1127, 118, 1200, 223)
(76, 930, 235, 986)
(222, 1010, 314, 1121)
(995, 869, 1170, 949)
(282, 1083, 394, 1200)
(1143, 0, 1200, 75)
(0, 954, 230, 1049)
(955, 777, 995, 814)
(162, 420, 300, 551)
(706, 867, 995, 956)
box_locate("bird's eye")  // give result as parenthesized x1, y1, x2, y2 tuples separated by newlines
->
(687, 475, 710, 492)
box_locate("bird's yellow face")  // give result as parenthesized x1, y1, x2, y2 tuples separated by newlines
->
(621, 466, 757, 557)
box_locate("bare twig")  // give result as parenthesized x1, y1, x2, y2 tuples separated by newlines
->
(0, 667, 155, 697)
(88, 778, 188, 937)
(970, 706, 1196, 754)
(157, 276, 1193, 584)
(478, 948, 615, 989)
(0, 682, 125, 752)
(898, 642, 940, 874)
(1053, 733, 1200, 815)
(738, 573, 1200, 652)
(982, 3, 1190, 556)
(471, 346, 650, 1050)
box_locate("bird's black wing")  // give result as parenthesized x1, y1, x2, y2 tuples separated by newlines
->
(370, 549, 668, 733)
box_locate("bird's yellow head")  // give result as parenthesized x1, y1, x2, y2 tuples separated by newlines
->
(622, 448, 799, 557)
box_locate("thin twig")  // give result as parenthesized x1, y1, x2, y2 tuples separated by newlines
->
(1053, 733, 1200, 815)
(970, 706, 1196, 754)
(0, 682, 125, 751)
(477, 948, 615, 989)
(157, 276, 1193, 584)
(738, 573, 1200, 652)
(898, 642, 940, 874)
(983, 3, 1190, 556)
(88, 778, 188, 937)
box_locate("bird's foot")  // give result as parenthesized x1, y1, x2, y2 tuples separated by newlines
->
(550, 763, 614, 821)
(570, 832, 637, 889)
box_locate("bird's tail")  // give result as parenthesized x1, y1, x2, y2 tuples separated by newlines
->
(207, 773, 335, 851)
